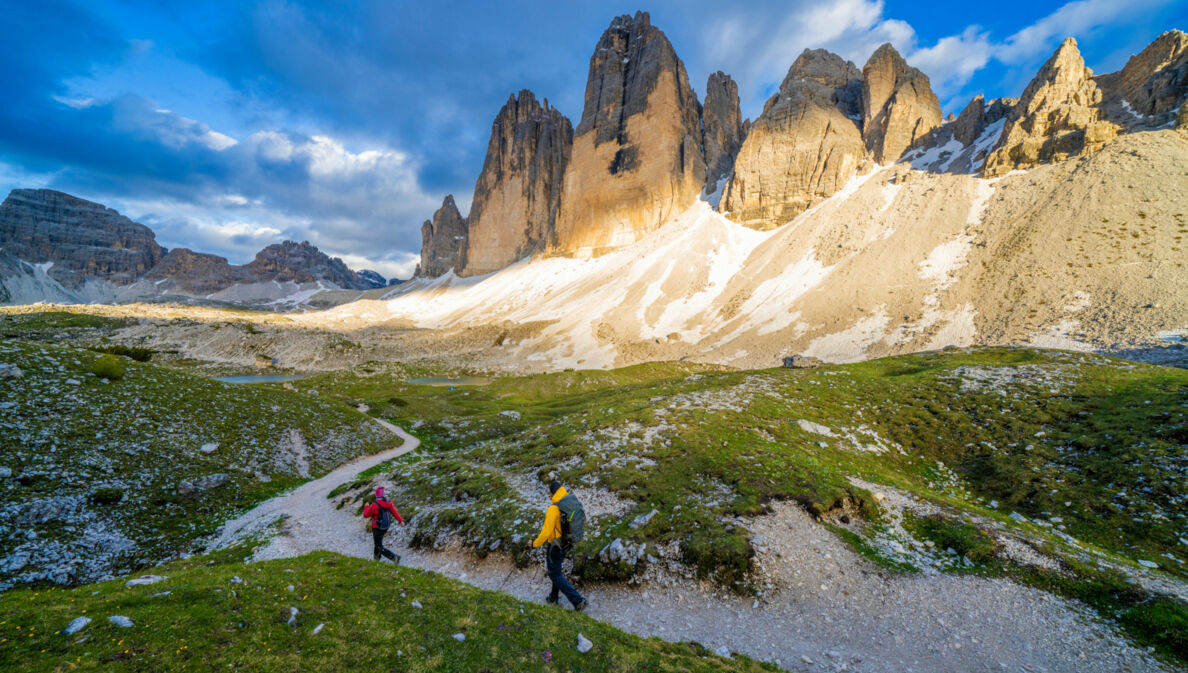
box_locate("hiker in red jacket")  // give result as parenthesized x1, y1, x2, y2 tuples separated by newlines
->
(362, 486, 405, 563)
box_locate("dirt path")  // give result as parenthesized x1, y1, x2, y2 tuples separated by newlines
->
(208, 418, 419, 551)
(212, 421, 1171, 673)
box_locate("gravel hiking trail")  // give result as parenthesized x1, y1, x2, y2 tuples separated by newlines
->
(212, 420, 1171, 673)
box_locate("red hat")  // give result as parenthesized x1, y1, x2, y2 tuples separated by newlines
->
(375, 486, 385, 498)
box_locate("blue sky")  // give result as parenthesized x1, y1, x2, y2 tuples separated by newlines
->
(2, 0, 1185, 279)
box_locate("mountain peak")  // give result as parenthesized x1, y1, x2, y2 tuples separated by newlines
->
(460, 88, 572, 276)
(861, 41, 941, 163)
(551, 10, 704, 256)
(984, 35, 1116, 175)
(417, 194, 468, 277)
(0, 188, 163, 288)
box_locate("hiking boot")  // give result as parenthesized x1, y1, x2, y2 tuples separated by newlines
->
(574, 598, 588, 612)
(393, 554, 402, 565)
(546, 595, 559, 605)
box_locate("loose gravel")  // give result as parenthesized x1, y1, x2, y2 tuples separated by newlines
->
(213, 423, 1173, 673)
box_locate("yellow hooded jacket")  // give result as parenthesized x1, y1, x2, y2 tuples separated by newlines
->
(531, 486, 569, 548)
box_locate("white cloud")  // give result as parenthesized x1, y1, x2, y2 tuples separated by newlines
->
(704, 0, 916, 114)
(698, 0, 1181, 116)
(994, 0, 1172, 64)
(335, 251, 419, 280)
(908, 26, 993, 94)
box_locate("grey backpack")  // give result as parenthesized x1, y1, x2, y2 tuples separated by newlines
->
(555, 493, 585, 544)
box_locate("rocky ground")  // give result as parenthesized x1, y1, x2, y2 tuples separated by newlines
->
(214, 424, 1173, 673)
(0, 337, 391, 589)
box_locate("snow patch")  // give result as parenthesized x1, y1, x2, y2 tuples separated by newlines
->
(918, 235, 974, 282)
(802, 307, 891, 363)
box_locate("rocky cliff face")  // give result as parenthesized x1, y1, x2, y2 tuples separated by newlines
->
(247, 240, 373, 289)
(702, 71, 745, 188)
(719, 49, 867, 230)
(0, 188, 382, 299)
(951, 95, 1014, 146)
(146, 241, 380, 294)
(983, 38, 1119, 176)
(551, 11, 705, 256)
(417, 195, 468, 277)
(355, 270, 388, 289)
(144, 248, 253, 294)
(1098, 30, 1188, 127)
(461, 90, 573, 276)
(861, 44, 942, 163)
(0, 189, 163, 288)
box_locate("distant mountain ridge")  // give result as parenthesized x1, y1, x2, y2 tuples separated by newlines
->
(416, 15, 1188, 275)
(318, 18, 1187, 372)
(0, 189, 388, 306)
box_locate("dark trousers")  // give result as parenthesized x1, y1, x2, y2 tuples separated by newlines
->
(372, 527, 396, 561)
(546, 543, 583, 606)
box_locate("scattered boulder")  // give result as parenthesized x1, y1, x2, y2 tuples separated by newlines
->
(108, 615, 134, 628)
(452, 632, 466, 642)
(714, 645, 732, 658)
(411, 600, 423, 609)
(629, 509, 658, 529)
(781, 355, 822, 369)
(577, 633, 594, 653)
(177, 473, 230, 496)
(0, 466, 11, 478)
(1, 551, 29, 573)
(499, 410, 521, 420)
(598, 538, 648, 566)
(287, 607, 298, 627)
(199, 442, 219, 454)
(125, 575, 167, 588)
(62, 616, 91, 635)
(0, 364, 22, 378)
(797, 420, 835, 437)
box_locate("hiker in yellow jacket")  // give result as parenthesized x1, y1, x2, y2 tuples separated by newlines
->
(529, 481, 587, 611)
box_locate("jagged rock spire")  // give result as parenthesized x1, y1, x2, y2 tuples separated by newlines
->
(861, 43, 942, 163)
(983, 38, 1118, 175)
(552, 11, 705, 256)
(702, 71, 745, 188)
(417, 195, 468, 277)
(461, 90, 573, 276)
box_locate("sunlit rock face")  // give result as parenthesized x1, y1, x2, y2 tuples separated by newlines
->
(719, 49, 868, 231)
(551, 11, 706, 258)
(860, 43, 942, 164)
(461, 90, 572, 276)
(984, 38, 1119, 176)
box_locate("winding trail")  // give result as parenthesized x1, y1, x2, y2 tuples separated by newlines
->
(212, 420, 1172, 673)
(209, 419, 419, 550)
